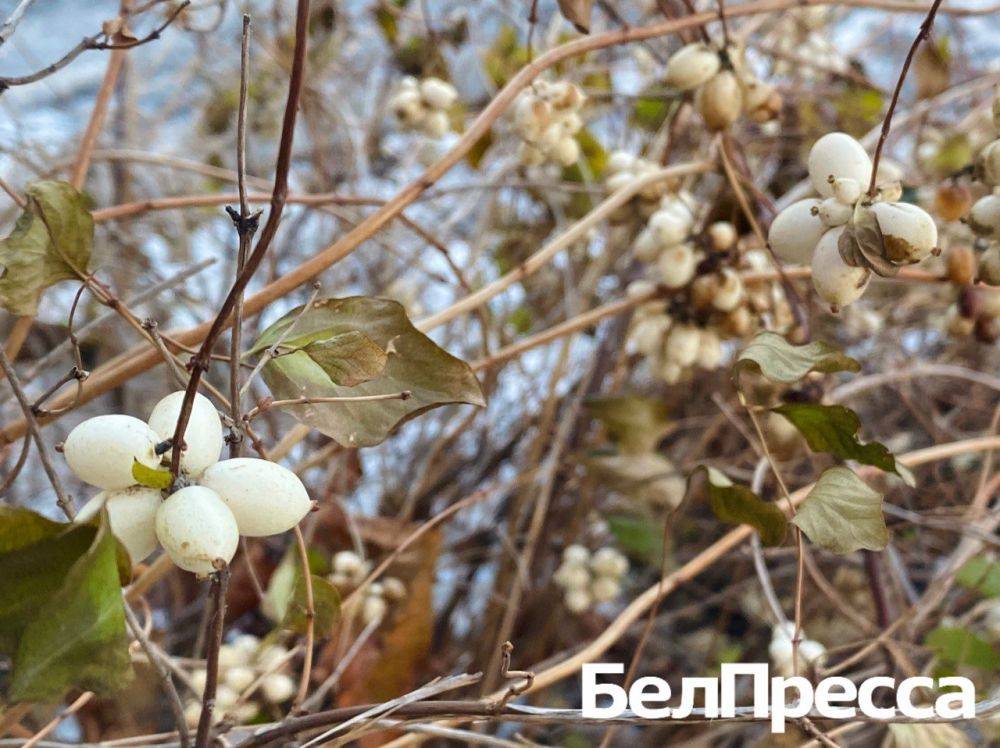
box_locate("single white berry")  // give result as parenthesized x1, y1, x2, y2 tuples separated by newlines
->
(665, 42, 721, 91)
(607, 150, 636, 174)
(362, 594, 388, 625)
(390, 89, 424, 126)
(665, 324, 701, 367)
(217, 642, 250, 669)
(333, 550, 365, 581)
(421, 109, 450, 138)
(711, 268, 744, 312)
(659, 360, 683, 385)
(63, 414, 160, 490)
(76, 485, 161, 564)
(817, 198, 853, 228)
(260, 673, 296, 704)
(630, 315, 671, 357)
(564, 588, 592, 613)
(383, 577, 407, 600)
(811, 226, 870, 310)
(633, 228, 662, 262)
(190, 669, 208, 693)
(256, 644, 288, 671)
(232, 634, 260, 655)
(798, 638, 827, 665)
(155, 486, 239, 575)
(626, 279, 656, 300)
(696, 328, 723, 369)
(184, 701, 203, 728)
(648, 207, 691, 247)
(831, 177, 861, 206)
(697, 70, 743, 131)
(553, 136, 580, 166)
(870, 201, 938, 263)
(563, 543, 590, 565)
(199, 458, 311, 538)
(147, 391, 223, 478)
(977, 139, 1000, 187)
(769, 199, 825, 265)
(707, 221, 737, 252)
(554, 562, 591, 591)
(807, 132, 873, 199)
(517, 142, 546, 167)
(419, 77, 457, 110)
(224, 666, 256, 693)
(969, 194, 1000, 237)
(657, 244, 697, 288)
(590, 576, 621, 603)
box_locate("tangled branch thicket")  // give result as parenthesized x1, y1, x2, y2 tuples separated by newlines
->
(0, 0, 998, 745)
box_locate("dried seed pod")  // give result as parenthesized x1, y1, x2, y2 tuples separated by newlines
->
(665, 42, 721, 91)
(769, 199, 825, 265)
(946, 245, 977, 286)
(811, 226, 870, 310)
(697, 71, 743, 131)
(871, 202, 938, 264)
(934, 183, 973, 221)
(807, 132, 873, 199)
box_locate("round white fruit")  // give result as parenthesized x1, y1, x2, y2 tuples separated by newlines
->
(260, 673, 296, 704)
(564, 588, 592, 613)
(657, 244, 697, 288)
(711, 268, 744, 312)
(418, 77, 457, 110)
(871, 201, 938, 263)
(590, 547, 628, 577)
(563, 543, 590, 565)
(807, 132, 873, 199)
(697, 70, 743, 131)
(77, 486, 162, 564)
(665, 43, 721, 91)
(198, 458, 311, 537)
(147, 391, 223, 478)
(63, 414, 161, 490)
(811, 227, 870, 310)
(696, 328, 723, 369)
(969, 194, 1000, 237)
(590, 576, 621, 603)
(554, 562, 591, 591)
(817, 198, 852, 228)
(831, 177, 861, 206)
(648, 207, 691, 247)
(665, 324, 701, 367)
(155, 486, 239, 575)
(768, 199, 824, 265)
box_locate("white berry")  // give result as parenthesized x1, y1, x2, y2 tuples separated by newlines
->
(871, 201, 938, 263)
(817, 198, 853, 228)
(590, 576, 621, 603)
(969, 194, 1000, 237)
(260, 673, 296, 704)
(63, 414, 161, 490)
(657, 244, 697, 288)
(807, 133, 873, 199)
(155, 486, 239, 575)
(769, 199, 825, 265)
(199, 458, 311, 537)
(76, 485, 161, 564)
(665, 43, 721, 91)
(811, 226, 870, 310)
(147, 391, 223, 478)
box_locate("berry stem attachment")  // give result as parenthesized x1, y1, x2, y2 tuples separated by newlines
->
(867, 0, 945, 198)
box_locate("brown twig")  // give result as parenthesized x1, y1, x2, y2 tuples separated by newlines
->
(194, 563, 231, 748)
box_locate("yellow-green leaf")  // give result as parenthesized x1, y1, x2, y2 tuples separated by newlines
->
(694, 466, 788, 546)
(131, 459, 172, 490)
(791, 467, 887, 554)
(0, 181, 93, 315)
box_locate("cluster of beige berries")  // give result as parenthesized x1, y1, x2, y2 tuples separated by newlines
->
(967, 90, 1000, 284)
(183, 634, 296, 727)
(770, 8, 849, 80)
(553, 544, 629, 614)
(388, 76, 458, 138)
(665, 41, 781, 130)
(768, 622, 827, 677)
(770, 132, 940, 311)
(604, 151, 676, 217)
(65, 391, 312, 575)
(329, 550, 406, 625)
(512, 79, 585, 167)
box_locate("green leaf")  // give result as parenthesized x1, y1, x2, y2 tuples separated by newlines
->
(925, 626, 1000, 670)
(0, 181, 93, 315)
(296, 330, 389, 387)
(586, 395, 670, 454)
(606, 513, 664, 564)
(282, 574, 341, 635)
(249, 297, 485, 447)
(0, 509, 131, 702)
(955, 556, 1000, 598)
(735, 331, 860, 386)
(585, 452, 686, 508)
(791, 467, 887, 553)
(772, 403, 912, 484)
(131, 459, 172, 490)
(694, 466, 787, 546)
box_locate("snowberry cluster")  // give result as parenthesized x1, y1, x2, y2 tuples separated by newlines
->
(183, 634, 296, 728)
(665, 42, 781, 130)
(553, 544, 628, 614)
(512, 79, 585, 167)
(768, 622, 827, 677)
(604, 151, 676, 218)
(770, 8, 849, 81)
(388, 76, 458, 138)
(769, 132, 940, 311)
(329, 550, 407, 625)
(67, 391, 312, 574)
